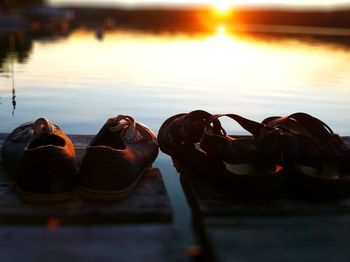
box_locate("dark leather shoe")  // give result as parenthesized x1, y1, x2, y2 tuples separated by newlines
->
(78, 115, 159, 200)
(1, 118, 77, 203)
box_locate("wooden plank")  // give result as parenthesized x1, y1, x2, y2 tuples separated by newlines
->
(0, 134, 172, 224)
(203, 216, 350, 262)
(181, 137, 350, 217)
(0, 224, 187, 262)
(0, 134, 187, 261)
(178, 137, 350, 262)
(0, 167, 172, 224)
(181, 174, 350, 217)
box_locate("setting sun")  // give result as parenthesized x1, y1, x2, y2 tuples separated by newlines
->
(214, 1, 232, 15)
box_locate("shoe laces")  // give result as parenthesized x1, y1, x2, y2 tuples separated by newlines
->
(32, 118, 56, 135)
(11, 117, 56, 141)
(107, 115, 143, 142)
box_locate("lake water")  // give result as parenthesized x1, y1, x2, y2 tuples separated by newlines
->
(1, 27, 350, 248)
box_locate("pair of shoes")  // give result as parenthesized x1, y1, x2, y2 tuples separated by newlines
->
(158, 110, 350, 199)
(158, 110, 285, 198)
(1, 116, 159, 203)
(262, 112, 350, 199)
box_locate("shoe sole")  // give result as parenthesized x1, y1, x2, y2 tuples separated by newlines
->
(77, 167, 148, 201)
(286, 164, 350, 199)
(16, 185, 74, 203)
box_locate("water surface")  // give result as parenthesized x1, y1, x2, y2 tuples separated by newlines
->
(1, 28, 350, 134)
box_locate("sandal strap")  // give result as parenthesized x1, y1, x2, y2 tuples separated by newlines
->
(262, 115, 311, 136)
(288, 112, 334, 145)
(263, 112, 350, 174)
(208, 113, 267, 138)
(166, 110, 213, 146)
(200, 113, 280, 165)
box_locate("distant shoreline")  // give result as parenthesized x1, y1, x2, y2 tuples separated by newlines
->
(55, 5, 350, 31)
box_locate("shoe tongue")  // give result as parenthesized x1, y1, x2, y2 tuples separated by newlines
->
(33, 118, 56, 135)
(107, 115, 143, 142)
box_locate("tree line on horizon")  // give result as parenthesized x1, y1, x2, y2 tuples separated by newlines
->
(66, 6, 350, 31)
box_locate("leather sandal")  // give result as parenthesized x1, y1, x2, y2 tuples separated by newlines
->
(199, 113, 285, 198)
(157, 110, 219, 177)
(263, 112, 350, 198)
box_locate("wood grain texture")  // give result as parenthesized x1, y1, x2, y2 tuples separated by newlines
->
(178, 137, 350, 262)
(181, 174, 350, 217)
(181, 137, 350, 217)
(203, 216, 350, 262)
(0, 224, 187, 262)
(0, 134, 187, 261)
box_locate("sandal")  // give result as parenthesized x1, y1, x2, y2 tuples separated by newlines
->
(157, 110, 219, 177)
(198, 113, 285, 198)
(262, 112, 350, 198)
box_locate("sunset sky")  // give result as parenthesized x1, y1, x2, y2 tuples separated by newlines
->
(50, 0, 350, 8)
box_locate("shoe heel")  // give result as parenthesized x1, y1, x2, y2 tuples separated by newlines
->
(16, 148, 77, 203)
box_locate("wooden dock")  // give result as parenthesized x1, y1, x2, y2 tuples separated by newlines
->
(180, 137, 350, 262)
(0, 134, 187, 262)
(2, 132, 350, 261)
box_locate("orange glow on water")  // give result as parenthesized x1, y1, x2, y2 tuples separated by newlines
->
(2, 27, 350, 138)
(16, 28, 350, 108)
(215, 24, 227, 37)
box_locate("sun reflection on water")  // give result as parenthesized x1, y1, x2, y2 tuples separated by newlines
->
(215, 24, 227, 38)
(1, 26, 350, 137)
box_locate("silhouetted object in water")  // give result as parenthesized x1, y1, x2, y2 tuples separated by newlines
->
(95, 27, 104, 41)
(12, 86, 16, 116)
(6, 34, 19, 116)
(0, 33, 33, 71)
